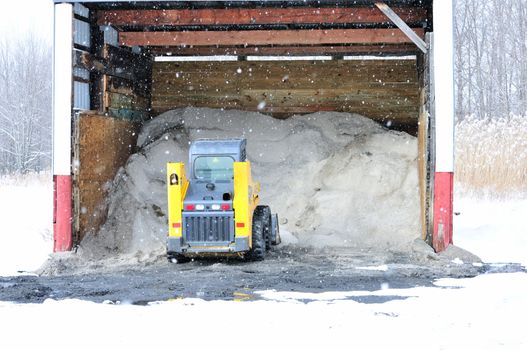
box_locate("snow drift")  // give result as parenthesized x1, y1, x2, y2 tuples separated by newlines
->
(74, 107, 419, 263)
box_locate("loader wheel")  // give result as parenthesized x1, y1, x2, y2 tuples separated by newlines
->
(260, 206, 272, 251)
(247, 206, 266, 261)
(167, 252, 190, 264)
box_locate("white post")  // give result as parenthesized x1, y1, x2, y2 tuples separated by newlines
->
(53, 3, 73, 176)
(431, 0, 455, 251)
(52, 3, 73, 252)
(433, 0, 455, 173)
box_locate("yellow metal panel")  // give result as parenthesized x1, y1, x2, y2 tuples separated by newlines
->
(233, 162, 250, 238)
(233, 161, 261, 248)
(167, 162, 188, 237)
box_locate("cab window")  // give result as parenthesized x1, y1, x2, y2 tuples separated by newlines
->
(194, 156, 234, 181)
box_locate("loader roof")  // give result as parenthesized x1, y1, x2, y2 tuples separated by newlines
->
(189, 138, 247, 160)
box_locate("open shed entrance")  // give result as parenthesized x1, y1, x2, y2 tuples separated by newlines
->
(53, 0, 454, 256)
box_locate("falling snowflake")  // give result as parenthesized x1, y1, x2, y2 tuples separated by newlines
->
(257, 101, 266, 110)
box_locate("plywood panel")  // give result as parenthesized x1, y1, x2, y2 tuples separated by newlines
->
(151, 60, 419, 125)
(76, 113, 138, 240)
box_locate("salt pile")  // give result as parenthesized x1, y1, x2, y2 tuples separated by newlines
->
(77, 107, 419, 262)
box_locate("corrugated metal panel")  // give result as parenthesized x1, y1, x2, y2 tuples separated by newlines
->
(101, 25, 118, 47)
(73, 3, 89, 18)
(74, 19, 90, 48)
(74, 81, 90, 110)
(73, 67, 90, 80)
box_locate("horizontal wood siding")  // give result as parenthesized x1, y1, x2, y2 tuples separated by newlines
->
(151, 60, 419, 125)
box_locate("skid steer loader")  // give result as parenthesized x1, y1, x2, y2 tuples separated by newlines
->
(166, 138, 280, 263)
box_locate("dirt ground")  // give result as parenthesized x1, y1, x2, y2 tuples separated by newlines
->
(1, 243, 524, 304)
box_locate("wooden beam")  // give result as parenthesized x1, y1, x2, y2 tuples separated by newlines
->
(375, 2, 428, 53)
(98, 7, 427, 27)
(149, 44, 418, 56)
(120, 28, 425, 47)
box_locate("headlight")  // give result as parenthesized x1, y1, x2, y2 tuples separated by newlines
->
(211, 204, 221, 210)
(195, 204, 205, 210)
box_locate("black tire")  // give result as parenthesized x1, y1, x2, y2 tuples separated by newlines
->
(167, 252, 190, 264)
(247, 206, 266, 261)
(260, 206, 272, 250)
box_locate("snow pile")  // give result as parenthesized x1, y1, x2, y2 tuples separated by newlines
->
(73, 107, 419, 264)
(0, 172, 52, 276)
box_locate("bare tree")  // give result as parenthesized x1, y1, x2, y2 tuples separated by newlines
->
(0, 34, 51, 174)
(454, 0, 527, 120)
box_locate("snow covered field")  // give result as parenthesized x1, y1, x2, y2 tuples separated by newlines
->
(0, 173, 52, 275)
(0, 173, 526, 349)
(454, 194, 527, 267)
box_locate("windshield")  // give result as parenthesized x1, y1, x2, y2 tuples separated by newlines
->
(194, 156, 234, 181)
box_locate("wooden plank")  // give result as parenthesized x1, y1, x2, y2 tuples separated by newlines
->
(107, 91, 148, 111)
(150, 44, 419, 56)
(106, 75, 149, 99)
(74, 49, 137, 82)
(150, 59, 419, 125)
(152, 104, 418, 124)
(77, 113, 139, 239)
(108, 108, 146, 121)
(151, 60, 418, 92)
(120, 28, 425, 47)
(98, 7, 427, 26)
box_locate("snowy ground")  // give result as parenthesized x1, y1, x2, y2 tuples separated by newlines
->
(0, 174, 526, 349)
(454, 195, 527, 267)
(0, 173, 52, 275)
(0, 273, 526, 349)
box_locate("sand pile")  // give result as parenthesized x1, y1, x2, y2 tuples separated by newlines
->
(53, 107, 420, 268)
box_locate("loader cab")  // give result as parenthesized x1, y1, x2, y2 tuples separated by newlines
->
(184, 138, 246, 206)
(188, 138, 247, 180)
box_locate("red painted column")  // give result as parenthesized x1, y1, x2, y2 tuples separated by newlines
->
(432, 0, 455, 252)
(432, 172, 454, 252)
(52, 3, 73, 252)
(53, 175, 73, 252)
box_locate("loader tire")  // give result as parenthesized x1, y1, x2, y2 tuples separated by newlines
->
(247, 206, 266, 261)
(260, 206, 272, 251)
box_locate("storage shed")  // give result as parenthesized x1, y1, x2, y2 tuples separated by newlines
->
(52, 0, 454, 253)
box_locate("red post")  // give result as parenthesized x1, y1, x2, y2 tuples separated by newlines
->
(53, 175, 73, 252)
(432, 172, 454, 252)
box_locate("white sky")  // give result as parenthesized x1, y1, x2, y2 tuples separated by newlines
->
(0, 0, 54, 43)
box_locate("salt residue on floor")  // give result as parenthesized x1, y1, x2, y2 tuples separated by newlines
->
(74, 107, 419, 264)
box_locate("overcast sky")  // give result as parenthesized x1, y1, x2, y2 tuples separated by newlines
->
(0, 0, 54, 42)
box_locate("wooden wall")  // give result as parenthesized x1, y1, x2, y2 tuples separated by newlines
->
(73, 113, 138, 241)
(151, 59, 419, 126)
(74, 44, 152, 121)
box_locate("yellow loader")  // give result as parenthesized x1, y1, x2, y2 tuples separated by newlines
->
(166, 138, 280, 263)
